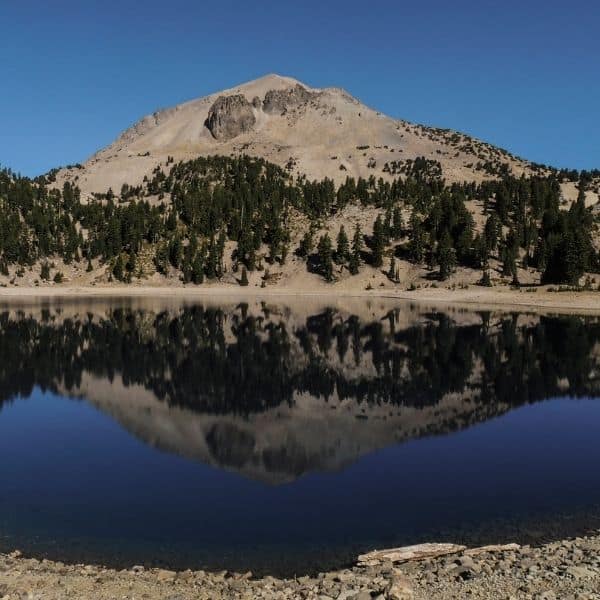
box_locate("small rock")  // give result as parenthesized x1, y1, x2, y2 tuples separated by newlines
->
(565, 565, 596, 580)
(387, 576, 414, 600)
(156, 568, 177, 582)
(450, 565, 477, 581)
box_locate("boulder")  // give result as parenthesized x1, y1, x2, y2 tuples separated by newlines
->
(387, 575, 414, 599)
(206, 95, 256, 140)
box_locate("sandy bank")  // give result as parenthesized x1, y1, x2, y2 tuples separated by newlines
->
(0, 284, 599, 315)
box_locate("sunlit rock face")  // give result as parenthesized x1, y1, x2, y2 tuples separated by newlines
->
(206, 94, 256, 140)
(262, 84, 318, 115)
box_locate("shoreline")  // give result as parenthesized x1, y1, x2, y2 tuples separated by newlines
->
(0, 284, 600, 315)
(2, 533, 599, 599)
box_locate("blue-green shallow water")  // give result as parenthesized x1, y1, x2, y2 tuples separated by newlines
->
(0, 301, 600, 575)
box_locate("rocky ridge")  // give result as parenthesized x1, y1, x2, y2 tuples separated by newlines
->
(2, 535, 600, 599)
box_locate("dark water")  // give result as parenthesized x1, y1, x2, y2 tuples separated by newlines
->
(1, 299, 600, 575)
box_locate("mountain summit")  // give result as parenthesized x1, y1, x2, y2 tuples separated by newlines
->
(57, 74, 537, 198)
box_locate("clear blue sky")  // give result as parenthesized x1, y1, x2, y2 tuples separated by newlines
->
(2, 0, 599, 177)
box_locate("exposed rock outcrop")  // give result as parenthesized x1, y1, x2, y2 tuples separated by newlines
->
(206, 94, 256, 140)
(263, 84, 317, 115)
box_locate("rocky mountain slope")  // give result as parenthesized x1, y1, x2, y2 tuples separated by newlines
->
(55, 74, 544, 199)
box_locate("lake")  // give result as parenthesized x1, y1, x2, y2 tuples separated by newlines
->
(1, 297, 600, 575)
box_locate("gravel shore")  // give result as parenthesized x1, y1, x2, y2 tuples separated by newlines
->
(2, 533, 600, 599)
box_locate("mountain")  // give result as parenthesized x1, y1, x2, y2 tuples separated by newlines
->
(55, 74, 542, 199)
(2, 74, 599, 292)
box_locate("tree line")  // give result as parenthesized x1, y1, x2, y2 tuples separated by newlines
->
(0, 155, 597, 285)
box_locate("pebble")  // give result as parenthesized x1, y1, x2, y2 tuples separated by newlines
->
(0, 533, 600, 599)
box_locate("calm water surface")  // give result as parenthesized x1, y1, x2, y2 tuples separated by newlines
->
(1, 299, 600, 574)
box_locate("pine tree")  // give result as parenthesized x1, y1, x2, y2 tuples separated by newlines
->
(408, 211, 425, 263)
(154, 243, 169, 275)
(392, 206, 403, 240)
(436, 230, 456, 280)
(317, 234, 334, 281)
(479, 270, 492, 287)
(383, 208, 392, 241)
(501, 230, 519, 280)
(240, 266, 249, 286)
(113, 254, 124, 281)
(577, 180, 587, 206)
(126, 252, 136, 280)
(191, 253, 204, 284)
(299, 228, 314, 258)
(168, 235, 183, 269)
(336, 225, 349, 264)
(40, 262, 50, 281)
(206, 236, 218, 279)
(387, 256, 397, 282)
(472, 234, 488, 268)
(349, 224, 362, 275)
(216, 230, 226, 276)
(372, 215, 385, 267)
(484, 213, 501, 253)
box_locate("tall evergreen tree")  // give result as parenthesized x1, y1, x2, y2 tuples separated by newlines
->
(112, 254, 125, 281)
(349, 224, 362, 275)
(317, 234, 334, 281)
(240, 266, 249, 286)
(372, 215, 385, 268)
(408, 211, 425, 263)
(388, 255, 398, 282)
(191, 252, 204, 284)
(392, 206, 403, 240)
(484, 213, 501, 253)
(336, 225, 349, 264)
(436, 230, 456, 280)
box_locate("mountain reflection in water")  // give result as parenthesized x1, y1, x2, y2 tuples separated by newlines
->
(1, 299, 600, 573)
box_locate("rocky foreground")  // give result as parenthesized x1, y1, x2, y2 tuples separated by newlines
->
(2, 535, 600, 600)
